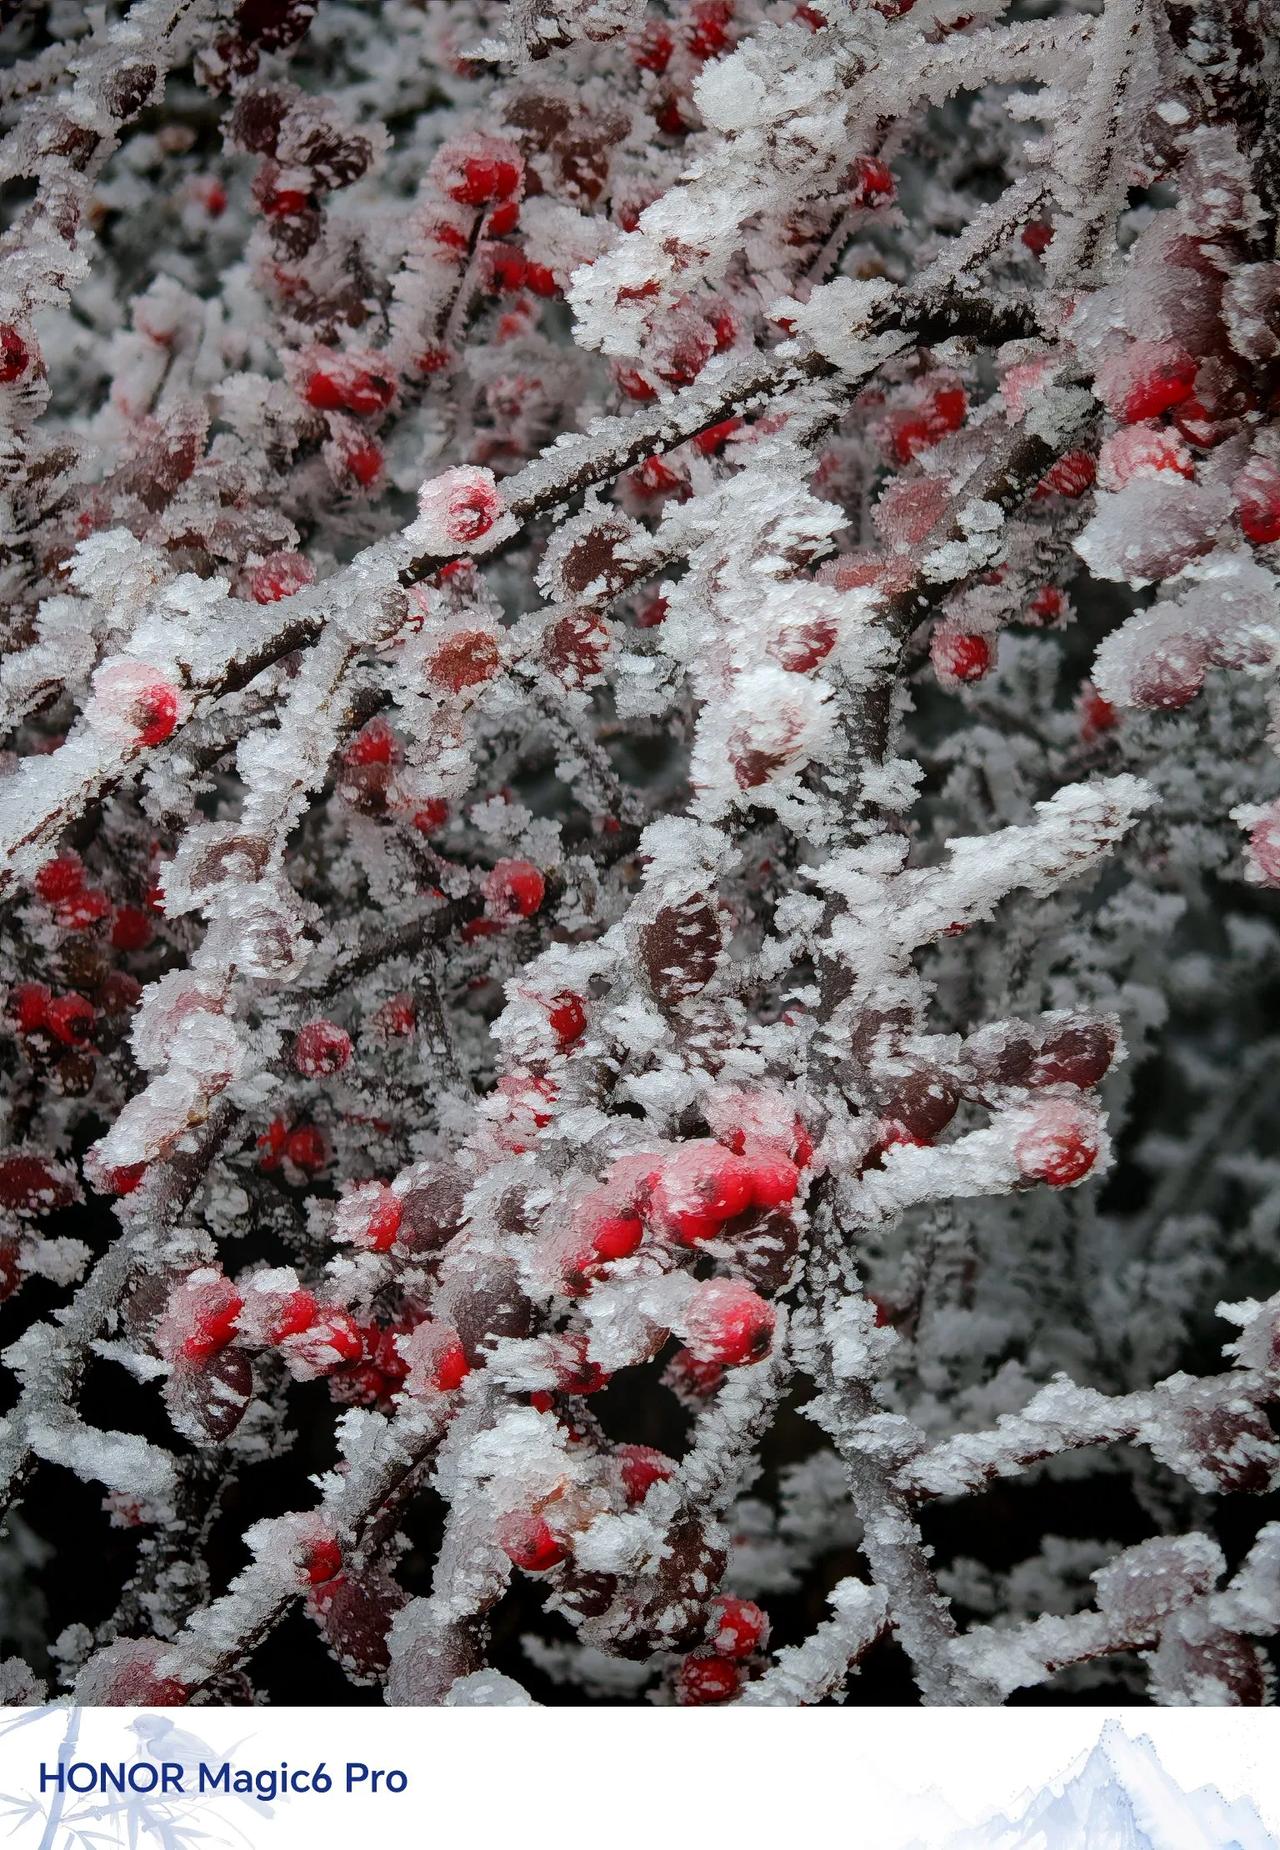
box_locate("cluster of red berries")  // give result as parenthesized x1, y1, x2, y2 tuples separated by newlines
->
(677, 1596, 771, 1703)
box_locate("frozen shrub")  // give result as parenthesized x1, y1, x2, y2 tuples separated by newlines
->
(0, 0, 1277, 1711)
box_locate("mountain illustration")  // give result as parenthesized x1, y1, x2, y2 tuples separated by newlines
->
(923, 1721, 1277, 1850)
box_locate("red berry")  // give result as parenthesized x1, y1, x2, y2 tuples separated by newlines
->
(257, 1117, 289, 1169)
(45, 994, 96, 1046)
(1249, 811, 1280, 885)
(632, 456, 684, 496)
(1027, 587, 1065, 622)
(1234, 457, 1280, 545)
(344, 441, 383, 488)
(110, 906, 154, 952)
(748, 1154, 800, 1210)
(632, 21, 673, 68)
(374, 995, 417, 1036)
(260, 185, 310, 217)
(692, 417, 742, 456)
(616, 366, 658, 402)
(0, 1155, 75, 1214)
(266, 1288, 319, 1342)
(55, 888, 111, 931)
(1115, 344, 1197, 423)
(0, 1242, 21, 1302)
(1130, 641, 1205, 711)
(130, 682, 180, 747)
(445, 482, 500, 544)
(442, 146, 523, 208)
(342, 367, 396, 418)
(678, 1654, 742, 1704)
(708, 1595, 769, 1659)
(686, 0, 733, 58)
(498, 1513, 567, 1573)
(0, 325, 32, 384)
(768, 618, 837, 673)
(684, 1278, 776, 1367)
(485, 246, 527, 294)
(650, 1145, 754, 1243)
(417, 344, 453, 376)
(305, 367, 345, 411)
(616, 1444, 675, 1504)
(591, 1214, 644, 1261)
(1015, 1107, 1099, 1188)
(293, 1020, 353, 1078)
(11, 982, 52, 1034)
(356, 1186, 402, 1251)
(35, 854, 85, 903)
(484, 859, 545, 920)
(932, 628, 992, 686)
(432, 1337, 470, 1392)
(180, 1284, 244, 1361)
(1079, 685, 1118, 741)
(524, 261, 557, 297)
(486, 200, 520, 236)
(284, 1307, 365, 1372)
(285, 1124, 330, 1172)
(345, 718, 398, 767)
(301, 1537, 343, 1585)
(848, 156, 894, 208)
(548, 991, 587, 1047)
(665, 1347, 727, 1400)
(102, 1162, 146, 1196)
(1021, 220, 1053, 254)
(412, 797, 450, 833)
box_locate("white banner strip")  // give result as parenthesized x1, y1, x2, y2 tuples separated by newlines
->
(1, 1705, 1278, 1850)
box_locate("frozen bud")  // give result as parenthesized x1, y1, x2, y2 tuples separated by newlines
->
(1029, 1017, 1118, 1089)
(313, 1569, 406, 1685)
(639, 893, 722, 1005)
(165, 1346, 254, 1445)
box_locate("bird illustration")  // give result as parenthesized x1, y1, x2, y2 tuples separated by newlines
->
(129, 1716, 273, 1817)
